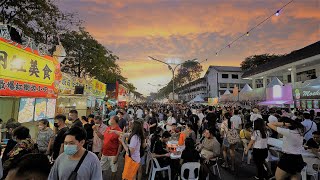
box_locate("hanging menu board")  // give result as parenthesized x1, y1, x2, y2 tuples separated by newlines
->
(34, 98, 47, 121)
(46, 99, 56, 119)
(313, 100, 319, 109)
(307, 100, 313, 109)
(18, 98, 35, 123)
(301, 100, 306, 109)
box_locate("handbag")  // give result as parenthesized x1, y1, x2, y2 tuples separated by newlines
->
(68, 150, 88, 180)
(226, 128, 240, 145)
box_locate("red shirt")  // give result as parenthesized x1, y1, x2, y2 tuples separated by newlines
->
(102, 125, 122, 156)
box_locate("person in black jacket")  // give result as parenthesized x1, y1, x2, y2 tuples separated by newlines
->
(68, 110, 82, 128)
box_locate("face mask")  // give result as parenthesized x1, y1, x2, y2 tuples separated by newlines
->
(54, 123, 59, 127)
(108, 120, 112, 126)
(64, 145, 79, 156)
(95, 123, 100, 126)
(38, 125, 45, 130)
(68, 117, 73, 121)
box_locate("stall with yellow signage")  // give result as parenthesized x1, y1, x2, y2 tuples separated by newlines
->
(56, 73, 106, 118)
(0, 37, 61, 138)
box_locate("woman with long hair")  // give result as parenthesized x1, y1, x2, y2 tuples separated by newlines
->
(112, 121, 145, 180)
(268, 117, 305, 180)
(220, 112, 236, 171)
(245, 118, 268, 179)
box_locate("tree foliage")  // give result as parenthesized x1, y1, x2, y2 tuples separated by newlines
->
(60, 28, 126, 83)
(241, 54, 284, 71)
(0, 0, 81, 44)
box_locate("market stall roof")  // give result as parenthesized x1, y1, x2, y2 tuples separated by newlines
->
(267, 77, 284, 88)
(240, 84, 253, 93)
(304, 76, 320, 87)
(258, 100, 293, 105)
(223, 89, 231, 95)
(188, 95, 205, 103)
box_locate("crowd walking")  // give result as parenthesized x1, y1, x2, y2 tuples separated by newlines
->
(0, 104, 319, 180)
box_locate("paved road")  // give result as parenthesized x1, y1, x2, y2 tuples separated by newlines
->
(102, 149, 259, 180)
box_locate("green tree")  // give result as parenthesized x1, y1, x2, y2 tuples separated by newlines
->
(241, 54, 284, 71)
(0, 0, 81, 44)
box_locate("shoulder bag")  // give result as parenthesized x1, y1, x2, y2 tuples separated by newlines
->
(68, 150, 88, 180)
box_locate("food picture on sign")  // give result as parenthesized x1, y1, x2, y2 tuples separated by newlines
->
(46, 99, 56, 118)
(301, 100, 306, 109)
(18, 98, 35, 123)
(34, 98, 47, 121)
(307, 100, 313, 109)
(313, 100, 319, 109)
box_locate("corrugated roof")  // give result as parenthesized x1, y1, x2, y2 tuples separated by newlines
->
(211, 66, 242, 72)
(242, 41, 320, 78)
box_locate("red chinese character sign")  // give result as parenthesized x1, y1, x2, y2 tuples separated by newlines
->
(0, 37, 62, 98)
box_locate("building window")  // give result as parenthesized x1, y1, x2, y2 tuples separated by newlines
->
(297, 69, 316, 82)
(287, 75, 292, 83)
(239, 84, 245, 89)
(219, 83, 227, 88)
(232, 74, 238, 79)
(222, 74, 229, 78)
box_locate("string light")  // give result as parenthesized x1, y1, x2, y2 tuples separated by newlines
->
(212, 0, 294, 57)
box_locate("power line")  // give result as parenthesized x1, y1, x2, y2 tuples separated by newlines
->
(215, 0, 294, 56)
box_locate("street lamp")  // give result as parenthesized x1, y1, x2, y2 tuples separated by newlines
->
(148, 56, 198, 105)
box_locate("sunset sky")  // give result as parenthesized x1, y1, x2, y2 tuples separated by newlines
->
(58, 0, 320, 95)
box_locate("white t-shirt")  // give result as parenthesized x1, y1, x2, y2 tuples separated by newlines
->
(251, 130, 268, 149)
(277, 127, 303, 155)
(230, 115, 242, 129)
(301, 119, 317, 141)
(166, 117, 176, 131)
(250, 113, 262, 122)
(136, 109, 143, 119)
(268, 115, 278, 123)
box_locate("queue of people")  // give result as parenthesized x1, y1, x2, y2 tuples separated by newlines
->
(0, 104, 320, 180)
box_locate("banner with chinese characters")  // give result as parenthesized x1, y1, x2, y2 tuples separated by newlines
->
(59, 73, 106, 98)
(0, 38, 61, 98)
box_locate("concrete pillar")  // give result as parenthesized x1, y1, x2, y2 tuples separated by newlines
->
(263, 76, 268, 88)
(291, 66, 296, 88)
(252, 78, 256, 89)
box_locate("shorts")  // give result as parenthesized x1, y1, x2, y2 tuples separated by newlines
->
(101, 155, 118, 172)
(140, 154, 146, 166)
(277, 153, 306, 174)
(223, 137, 230, 148)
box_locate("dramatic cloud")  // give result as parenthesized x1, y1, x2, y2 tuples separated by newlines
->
(58, 0, 320, 95)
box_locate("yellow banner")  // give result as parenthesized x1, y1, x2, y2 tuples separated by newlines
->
(92, 79, 106, 98)
(0, 40, 56, 86)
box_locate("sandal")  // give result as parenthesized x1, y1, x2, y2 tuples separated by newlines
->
(221, 162, 229, 168)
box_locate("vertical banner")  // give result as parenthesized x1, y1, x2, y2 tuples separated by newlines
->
(18, 98, 35, 123)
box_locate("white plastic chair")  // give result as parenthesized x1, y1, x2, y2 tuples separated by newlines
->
(148, 158, 171, 180)
(242, 149, 252, 164)
(145, 150, 153, 174)
(181, 162, 200, 180)
(265, 148, 280, 180)
(305, 157, 320, 180)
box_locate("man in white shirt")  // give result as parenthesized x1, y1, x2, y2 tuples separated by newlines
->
(250, 108, 262, 122)
(127, 105, 135, 116)
(136, 107, 143, 119)
(230, 110, 242, 130)
(301, 111, 317, 141)
(268, 109, 278, 123)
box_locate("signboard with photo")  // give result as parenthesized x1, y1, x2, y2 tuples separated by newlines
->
(18, 98, 35, 123)
(34, 98, 47, 121)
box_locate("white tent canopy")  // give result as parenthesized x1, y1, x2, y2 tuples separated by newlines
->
(188, 95, 204, 103)
(267, 77, 283, 88)
(240, 84, 253, 93)
(223, 89, 231, 95)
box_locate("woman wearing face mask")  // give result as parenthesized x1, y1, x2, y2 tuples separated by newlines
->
(36, 119, 54, 155)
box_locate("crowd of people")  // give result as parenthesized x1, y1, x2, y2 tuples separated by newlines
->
(0, 104, 320, 180)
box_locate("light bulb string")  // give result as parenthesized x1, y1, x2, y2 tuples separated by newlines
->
(215, 0, 294, 55)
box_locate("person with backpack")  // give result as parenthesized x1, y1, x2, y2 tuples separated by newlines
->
(220, 112, 240, 171)
(245, 118, 269, 180)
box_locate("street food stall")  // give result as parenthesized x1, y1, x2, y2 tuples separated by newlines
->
(293, 76, 320, 110)
(0, 36, 61, 138)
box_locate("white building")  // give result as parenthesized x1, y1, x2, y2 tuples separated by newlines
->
(205, 66, 251, 98)
(242, 41, 320, 89)
(176, 77, 206, 102)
